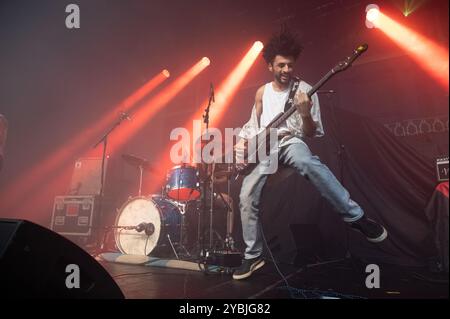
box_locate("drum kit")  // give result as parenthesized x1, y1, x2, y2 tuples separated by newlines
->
(110, 153, 236, 259)
(100, 88, 239, 262)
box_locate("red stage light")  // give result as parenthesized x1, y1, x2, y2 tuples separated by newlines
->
(365, 4, 380, 28)
(147, 41, 264, 194)
(366, 8, 380, 23)
(368, 10, 449, 90)
(201, 57, 211, 67)
(162, 69, 171, 78)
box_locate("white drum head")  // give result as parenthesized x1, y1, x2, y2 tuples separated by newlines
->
(114, 197, 161, 256)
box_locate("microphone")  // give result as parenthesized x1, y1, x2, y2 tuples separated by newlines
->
(210, 83, 215, 103)
(356, 43, 368, 55)
(135, 222, 155, 236)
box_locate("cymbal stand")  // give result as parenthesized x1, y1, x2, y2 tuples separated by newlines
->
(138, 164, 144, 196)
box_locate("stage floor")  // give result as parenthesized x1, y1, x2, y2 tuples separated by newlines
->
(100, 257, 448, 299)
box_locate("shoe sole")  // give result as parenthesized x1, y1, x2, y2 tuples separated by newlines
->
(367, 226, 388, 243)
(232, 260, 265, 280)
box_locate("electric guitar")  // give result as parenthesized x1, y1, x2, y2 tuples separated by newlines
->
(235, 44, 368, 176)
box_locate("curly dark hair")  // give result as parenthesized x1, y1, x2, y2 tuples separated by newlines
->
(262, 28, 303, 64)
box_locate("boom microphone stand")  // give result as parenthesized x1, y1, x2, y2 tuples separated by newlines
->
(197, 84, 215, 260)
(92, 111, 130, 254)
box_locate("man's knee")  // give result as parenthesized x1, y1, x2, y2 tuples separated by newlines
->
(239, 185, 251, 203)
(292, 155, 319, 174)
(240, 194, 256, 210)
(239, 186, 262, 212)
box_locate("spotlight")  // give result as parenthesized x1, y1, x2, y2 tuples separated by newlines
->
(253, 41, 264, 51)
(201, 57, 211, 67)
(365, 4, 380, 28)
(162, 69, 170, 78)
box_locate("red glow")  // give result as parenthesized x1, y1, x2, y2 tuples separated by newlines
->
(1, 60, 208, 216)
(366, 8, 380, 23)
(253, 41, 264, 51)
(162, 69, 171, 78)
(0, 71, 169, 214)
(147, 41, 264, 194)
(106, 58, 210, 154)
(1, 165, 72, 223)
(373, 12, 449, 90)
(201, 57, 211, 67)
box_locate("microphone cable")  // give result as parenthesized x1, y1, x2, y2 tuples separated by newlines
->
(259, 220, 364, 299)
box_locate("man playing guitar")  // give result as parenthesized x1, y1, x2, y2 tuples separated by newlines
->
(232, 29, 387, 280)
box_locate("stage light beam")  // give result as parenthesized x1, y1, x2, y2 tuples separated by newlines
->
(368, 10, 449, 90)
(106, 57, 210, 154)
(0, 70, 170, 214)
(147, 41, 264, 194)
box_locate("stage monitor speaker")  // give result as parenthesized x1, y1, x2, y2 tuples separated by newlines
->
(0, 218, 124, 298)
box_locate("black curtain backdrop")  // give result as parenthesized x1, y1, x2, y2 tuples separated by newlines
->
(255, 105, 445, 267)
(425, 183, 449, 272)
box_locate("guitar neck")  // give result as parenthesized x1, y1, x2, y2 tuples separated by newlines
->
(261, 44, 368, 135)
(238, 44, 367, 175)
(266, 68, 335, 130)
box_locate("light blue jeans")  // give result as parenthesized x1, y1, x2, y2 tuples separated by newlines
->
(239, 140, 364, 259)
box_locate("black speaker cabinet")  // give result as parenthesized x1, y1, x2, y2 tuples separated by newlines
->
(0, 219, 124, 298)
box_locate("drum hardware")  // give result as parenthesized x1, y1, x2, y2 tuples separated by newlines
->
(212, 164, 236, 251)
(122, 153, 154, 196)
(166, 234, 179, 260)
(105, 85, 239, 262)
(202, 249, 242, 269)
(193, 87, 238, 260)
(106, 158, 236, 260)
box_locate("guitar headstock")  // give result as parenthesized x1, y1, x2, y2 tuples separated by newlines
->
(332, 44, 368, 74)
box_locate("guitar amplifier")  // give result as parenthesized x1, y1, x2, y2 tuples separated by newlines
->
(436, 156, 449, 182)
(50, 195, 97, 236)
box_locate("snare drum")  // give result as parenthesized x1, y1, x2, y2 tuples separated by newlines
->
(114, 195, 181, 256)
(166, 165, 200, 201)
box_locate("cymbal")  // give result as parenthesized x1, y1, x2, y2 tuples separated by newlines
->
(122, 153, 154, 171)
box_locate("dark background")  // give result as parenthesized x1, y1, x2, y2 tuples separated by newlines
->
(0, 0, 448, 265)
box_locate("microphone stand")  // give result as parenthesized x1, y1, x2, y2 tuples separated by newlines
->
(92, 112, 129, 254)
(199, 85, 214, 261)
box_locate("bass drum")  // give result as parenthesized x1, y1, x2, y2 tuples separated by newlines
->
(114, 196, 181, 256)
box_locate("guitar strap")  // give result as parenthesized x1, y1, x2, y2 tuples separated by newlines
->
(284, 76, 301, 112)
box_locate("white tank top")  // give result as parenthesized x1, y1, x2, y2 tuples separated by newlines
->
(260, 82, 290, 134)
